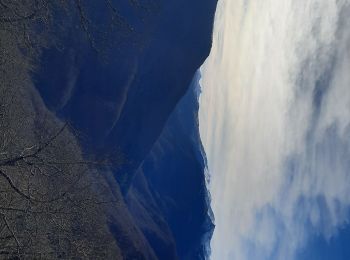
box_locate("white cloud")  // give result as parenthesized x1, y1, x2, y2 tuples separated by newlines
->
(199, 1, 350, 259)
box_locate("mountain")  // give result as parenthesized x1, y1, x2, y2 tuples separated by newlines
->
(0, 0, 217, 258)
(128, 73, 214, 259)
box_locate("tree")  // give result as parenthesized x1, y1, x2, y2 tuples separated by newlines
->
(0, 9, 124, 254)
(0, 1, 159, 257)
(0, 0, 158, 59)
(0, 87, 123, 258)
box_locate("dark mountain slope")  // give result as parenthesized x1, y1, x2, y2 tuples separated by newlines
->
(27, 0, 217, 258)
(0, 26, 156, 259)
(128, 73, 214, 259)
(35, 0, 217, 193)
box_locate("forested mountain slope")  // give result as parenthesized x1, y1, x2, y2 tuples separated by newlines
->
(0, 1, 217, 258)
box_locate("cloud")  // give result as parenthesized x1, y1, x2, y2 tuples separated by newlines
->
(199, 1, 350, 259)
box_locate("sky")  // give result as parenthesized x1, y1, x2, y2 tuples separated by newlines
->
(199, 1, 350, 259)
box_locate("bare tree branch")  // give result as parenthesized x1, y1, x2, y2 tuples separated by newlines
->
(0, 169, 33, 201)
(1, 213, 20, 253)
(0, 123, 68, 167)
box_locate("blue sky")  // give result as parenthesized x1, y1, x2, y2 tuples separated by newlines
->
(199, 0, 350, 259)
(299, 224, 350, 260)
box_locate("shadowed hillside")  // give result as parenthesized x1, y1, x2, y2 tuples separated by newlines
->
(0, 0, 217, 258)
